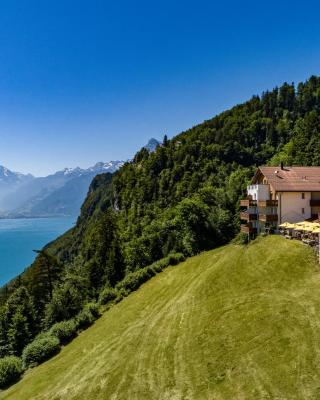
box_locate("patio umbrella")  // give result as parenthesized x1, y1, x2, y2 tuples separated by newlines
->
(279, 222, 291, 228)
(301, 226, 314, 232)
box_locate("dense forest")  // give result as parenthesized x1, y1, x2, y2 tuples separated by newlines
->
(1, 75, 320, 384)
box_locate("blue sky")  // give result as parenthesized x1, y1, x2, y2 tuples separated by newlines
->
(0, 0, 320, 176)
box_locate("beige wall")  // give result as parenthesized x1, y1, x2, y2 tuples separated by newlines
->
(279, 192, 311, 223)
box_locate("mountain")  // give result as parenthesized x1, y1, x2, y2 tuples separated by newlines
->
(144, 137, 160, 152)
(0, 166, 33, 186)
(0, 138, 161, 217)
(0, 160, 124, 217)
(3, 236, 320, 399)
(0, 166, 33, 208)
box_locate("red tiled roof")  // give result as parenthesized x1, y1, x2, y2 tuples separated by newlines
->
(253, 166, 320, 191)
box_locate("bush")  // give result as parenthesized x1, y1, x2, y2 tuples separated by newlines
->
(75, 309, 95, 331)
(99, 287, 118, 305)
(84, 302, 101, 319)
(167, 252, 185, 265)
(114, 288, 128, 304)
(150, 259, 167, 273)
(115, 253, 186, 295)
(22, 336, 60, 368)
(232, 232, 249, 245)
(0, 356, 23, 388)
(49, 320, 77, 345)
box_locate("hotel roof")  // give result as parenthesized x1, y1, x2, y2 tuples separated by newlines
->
(252, 166, 320, 191)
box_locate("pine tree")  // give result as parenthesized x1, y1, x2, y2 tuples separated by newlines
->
(7, 308, 30, 355)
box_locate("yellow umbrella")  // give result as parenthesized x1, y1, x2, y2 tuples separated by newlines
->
(292, 224, 304, 230)
(279, 222, 290, 228)
(284, 223, 297, 229)
(301, 226, 314, 232)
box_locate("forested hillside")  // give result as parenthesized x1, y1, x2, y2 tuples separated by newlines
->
(2, 76, 320, 373)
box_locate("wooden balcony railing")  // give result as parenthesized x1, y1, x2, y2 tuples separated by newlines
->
(257, 200, 278, 207)
(240, 211, 257, 221)
(240, 199, 257, 207)
(240, 224, 257, 234)
(259, 214, 278, 222)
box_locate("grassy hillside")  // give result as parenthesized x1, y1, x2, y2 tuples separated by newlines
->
(2, 236, 320, 399)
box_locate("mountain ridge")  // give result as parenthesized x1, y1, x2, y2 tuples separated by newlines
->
(0, 160, 124, 218)
(0, 138, 160, 217)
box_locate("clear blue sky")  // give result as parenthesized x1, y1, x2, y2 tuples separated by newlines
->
(0, 0, 320, 176)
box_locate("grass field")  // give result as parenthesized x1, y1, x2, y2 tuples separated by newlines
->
(3, 236, 320, 400)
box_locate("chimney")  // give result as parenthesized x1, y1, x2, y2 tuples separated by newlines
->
(280, 162, 284, 170)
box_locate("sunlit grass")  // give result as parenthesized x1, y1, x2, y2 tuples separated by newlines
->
(2, 236, 320, 399)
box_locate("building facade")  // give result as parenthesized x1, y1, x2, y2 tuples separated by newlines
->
(240, 165, 320, 235)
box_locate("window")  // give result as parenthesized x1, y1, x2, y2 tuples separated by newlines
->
(302, 193, 305, 199)
(302, 208, 305, 214)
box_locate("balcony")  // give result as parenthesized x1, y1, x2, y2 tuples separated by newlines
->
(310, 200, 320, 207)
(240, 224, 257, 234)
(240, 211, 257, 221)
(240, 199, 257, 207)
(259, 214, 278, 222)
(257, 200, 278, 207)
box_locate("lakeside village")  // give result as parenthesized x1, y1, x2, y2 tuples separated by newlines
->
(240, 164, 320, 248)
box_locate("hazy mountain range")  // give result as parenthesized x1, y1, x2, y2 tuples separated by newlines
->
(0, 138, 160, 218)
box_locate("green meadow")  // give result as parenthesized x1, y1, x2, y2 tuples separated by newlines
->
(3, 236, 320, 400)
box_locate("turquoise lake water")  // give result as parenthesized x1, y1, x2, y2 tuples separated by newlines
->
(0, 217, 75, 286)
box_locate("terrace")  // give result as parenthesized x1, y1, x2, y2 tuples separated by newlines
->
(279, 221, 320, 248)
(259, 214, 278, 222)
(240, 211, 258, 221)
(240, 199, 257, 207)
(240, 224, 257, 234)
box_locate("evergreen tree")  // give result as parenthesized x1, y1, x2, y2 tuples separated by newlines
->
(7, 308, 30, 355)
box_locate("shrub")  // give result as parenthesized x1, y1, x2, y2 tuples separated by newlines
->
(116, 268, 151, 292)
(232, 232, 249, 245)
(150, 259, 167, 273)
(75, 309, 95, 331)
(49, 320, 77, 345)
(84, 302, 101, 319)
(167, 252, 185, 265)
(116, 253, 186, 295)
(114, 288, 128, 304)
(0, 356, 23, 388)
(99, 287, 118, 305)
(22, 336, 60, 368)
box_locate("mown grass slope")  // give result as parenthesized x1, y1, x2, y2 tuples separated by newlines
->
(3, 236, 320, 400)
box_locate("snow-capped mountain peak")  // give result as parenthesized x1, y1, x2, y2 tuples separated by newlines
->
(0, 165, 34, 184)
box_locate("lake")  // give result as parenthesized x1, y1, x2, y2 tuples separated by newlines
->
(0, 217, 76, 286)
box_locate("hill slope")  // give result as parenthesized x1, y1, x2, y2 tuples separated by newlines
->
(3, 236, 320, 400)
